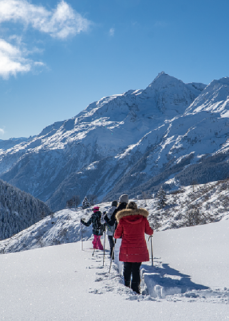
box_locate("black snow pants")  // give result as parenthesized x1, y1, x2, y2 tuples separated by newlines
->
(108, 235, 114, 258)
(123, 262, 141, 294)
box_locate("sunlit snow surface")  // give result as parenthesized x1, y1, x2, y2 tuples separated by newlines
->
(0, 218, 228, 320)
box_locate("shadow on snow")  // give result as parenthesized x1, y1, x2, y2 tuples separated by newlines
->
(141, 262, 209, 298)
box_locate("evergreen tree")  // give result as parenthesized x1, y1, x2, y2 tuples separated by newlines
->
(0, 179, 51, 240)
(157, 186, 167, 209)
(66, 195, 80, 209)
(87, 194, 97, 206)
(82, 196, 90, 209)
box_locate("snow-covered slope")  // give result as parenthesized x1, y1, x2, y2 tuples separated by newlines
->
(0, 218, 228, 321)
(185, 76, 229, 116)
(2, 72, 229, 211)
(1, 179, 228, 253)
(0, 137, 30, 150)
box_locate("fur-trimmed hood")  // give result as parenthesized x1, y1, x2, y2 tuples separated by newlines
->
(116, 208, 149, 222)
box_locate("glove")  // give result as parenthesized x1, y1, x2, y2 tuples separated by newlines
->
(80, 218, 85, 223)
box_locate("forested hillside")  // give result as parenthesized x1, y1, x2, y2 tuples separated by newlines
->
(0, 179, 51, 240)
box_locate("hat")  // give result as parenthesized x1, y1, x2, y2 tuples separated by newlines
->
(111, 200, 118, 207)
(127, 201, 138, 210)
(93, 206, 99, 212)
(118, 194, 128, 204)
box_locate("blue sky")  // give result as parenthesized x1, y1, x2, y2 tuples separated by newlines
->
(0, 0, 229, 139)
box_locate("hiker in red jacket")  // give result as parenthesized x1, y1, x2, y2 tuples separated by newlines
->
(114, 201, 153, 294)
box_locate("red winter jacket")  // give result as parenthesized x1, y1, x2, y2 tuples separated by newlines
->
(114, 208, 153, 262)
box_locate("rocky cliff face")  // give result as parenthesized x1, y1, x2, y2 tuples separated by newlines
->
(1, 72, 229, 211)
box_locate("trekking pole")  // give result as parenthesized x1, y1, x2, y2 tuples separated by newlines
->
(103, 228, 106, 266)
(109, 238, 116, 273)
(80, 221, 83, 251)
(150, 235, 153, 266)
(109, 245, 115, 273)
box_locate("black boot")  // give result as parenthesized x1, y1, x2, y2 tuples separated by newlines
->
(131, 282, 140, 294)
(131, 262, 141, 294)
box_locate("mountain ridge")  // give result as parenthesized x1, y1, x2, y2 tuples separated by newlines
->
(1, 73, 229, 211)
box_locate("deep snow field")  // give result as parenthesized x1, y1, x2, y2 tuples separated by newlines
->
(0, 216, 228, 321)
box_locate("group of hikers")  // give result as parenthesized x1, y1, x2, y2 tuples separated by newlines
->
(80, 194, 153, 294)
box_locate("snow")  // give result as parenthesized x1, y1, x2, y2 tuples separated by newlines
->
(153, 220, 229, 289)
(221, 109, 229, 118)
(0, 217, 228, 320)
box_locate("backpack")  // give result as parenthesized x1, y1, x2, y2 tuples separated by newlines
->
(92, 211, 104, 235)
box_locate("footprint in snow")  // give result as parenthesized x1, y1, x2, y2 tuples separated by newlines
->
(95, 277, 103, 282)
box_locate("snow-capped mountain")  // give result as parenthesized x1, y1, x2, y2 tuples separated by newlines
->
(0, 72, 229, 211)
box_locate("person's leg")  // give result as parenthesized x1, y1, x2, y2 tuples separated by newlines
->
(114, 239, 123, 274)
(131, 262, 141, 294)
(123, 262, 132, 288)
(97, 235, 104, 250)
(92, 235, 97, 249)
(108, 235, 114, 258)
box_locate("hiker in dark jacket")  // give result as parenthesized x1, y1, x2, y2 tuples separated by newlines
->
(81, 206, 104, 250)
(114, 201, 153, 294)
(101, 200, 118, 257)
(104, 194, 128, 228)
(104, 194, 128, 268)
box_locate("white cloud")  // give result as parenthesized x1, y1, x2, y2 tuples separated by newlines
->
(0, 39, 31, 78)
(34, 61, 45, 67)
(0, 0, 91, 38)
(0, 128, 5, 135)
(109, 28, 115, 37)
(0, 0, 91, 78)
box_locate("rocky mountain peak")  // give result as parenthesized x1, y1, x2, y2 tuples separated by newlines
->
(146, 72, 183, 90)
(0, 74, 229, 212)
(185, 76, 229, 115)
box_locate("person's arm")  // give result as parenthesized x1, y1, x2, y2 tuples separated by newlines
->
(145, 219, 153, 235)
(114, 220, 123, 239)
(100, 212, 106, 225)
(104, 208, 117, 226)
(81, 216, 92, 227)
